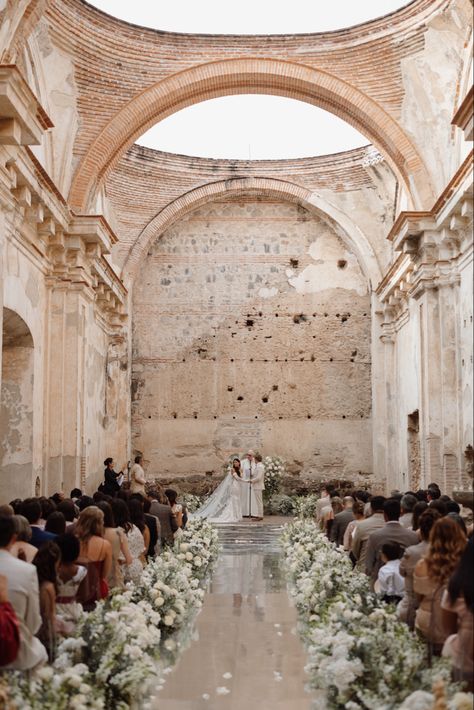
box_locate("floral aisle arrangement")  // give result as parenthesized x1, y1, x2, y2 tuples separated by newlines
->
(293, 494, 319, 519)
(181, 492, 204, 513)
(263, 456, 285, 497)
(6, 519, 219, 710)
(281, 520, 463, 710)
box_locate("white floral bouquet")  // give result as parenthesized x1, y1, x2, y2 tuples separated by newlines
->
(174, 518, 220, 580)
(293, 494, 319, 519)
(8, 663, 104, 710)
(180, 493, 204, 513)
(263, 456, 285, 496)
(281, 520, 459, 709)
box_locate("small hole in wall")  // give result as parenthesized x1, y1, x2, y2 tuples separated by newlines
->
(307, 414, 312, 419)
(246, 319, 254, 327)
(232, 416, 236, 420)
(275, 313, 279, 317)
(237, 396, 244, 401)
(341, 316, 348, 323)
(337, 259, 347, 269)
(352, 350, 358, 357)
(324, 313, 328, 317)
(342, 415, 346, 419)
(172, 413, 177, 419)
(330, 357, 333, 362)
(272, 385, 278, 391)
(262, 396, 268, 403)
(148, 416, 151, 419)
(230, 358, 234, 362)
(227, 386, 233, 392)
(350, 358, 354, 362)
(311, 354, 316, 362)
(290, 258, 299, 268)
(182, 358, 186, 362)
(250, 358, 254, 362)
(214, 416, 217, 419)
(193, 414, 198, 419)
(279, 416, 283, 420)
(258, 311, 263, 316)
(255, 415, 258, 419)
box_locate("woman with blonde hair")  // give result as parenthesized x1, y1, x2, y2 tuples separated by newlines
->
(414, 516, 467, 655)
(75, 506, 112, 610)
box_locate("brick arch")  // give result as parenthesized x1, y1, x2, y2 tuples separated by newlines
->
(123, 176, 382, 288)
(70, 58, 434, 213)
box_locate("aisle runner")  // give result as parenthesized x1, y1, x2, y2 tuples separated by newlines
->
(153, 521, 313, 710)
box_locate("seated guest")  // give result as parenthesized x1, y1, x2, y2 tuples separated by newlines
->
(398, 508, 441, 628)
(0, 505, 14, 517)
(45, 511, 66, 536)
(414, 517, 467, 654)
(33, 541, 61, 662)
(142, 497, 160, 558)
(376, 542, 404, 604)
(149, 490, 178, 547)
(351, 496, 386, 573)
(77, 495, 94, 512)
(130, 455, 147, 495)
(365, 499, 418, 587)
(399, 494, 417, 529)
(20, 499, 57, 549)
(10, 515, 37, 563)
(412, 501, 428, 532)
(97, 501, 132, 590)
(55, 533, 87, 631)
(441, 538, 473, 690)
(0, 516, 47, 670)
(0, 574, 20, 667)
(330, 496, 354, 546)
(75, 507, 112, 611)
(343, 500, 365, 554)
(57, 499, 77, 529)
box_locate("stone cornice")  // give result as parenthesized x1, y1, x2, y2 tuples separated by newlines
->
(0, 65, 53, 145)
(452, 86, 473, 141)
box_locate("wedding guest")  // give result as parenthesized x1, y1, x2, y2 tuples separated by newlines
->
(75, 507, 112, 611)
(376, 542, 404, 604)
(130, 455, 147, 495)
(343, 500, 365, 554)
(0, 505, 14, 517)
(165, 489, 184, 528)
(38, 497, 56, 529)
(365, 499, 418, 586)
(111, 499, 144, 584)
(55, 533, 87, 631)
(9, 500, 22, 514)
(70, 488, 82, 502)
(398, 508, 441, 628)
(20, 499, 57, 549)
(126, 498, 148, 577)
(10, 515, 37, 563)
(399, 494, 417, 528)
(427, 485, 442, 503)
(447, 512, 467, 535)
(351, 496, 386, 572)
(441, 538, 473, 690)
(412, 501, 428, 532)
(330, 496, 354, 546)
(57, 499, 77, 529)
(315, 484, 333, 523)
(414, 516, 467, 654)
(429, 499, 448, 517)
(45, 511, 66, 536)
(102, 457, 125, 497)
(77, 495, 94, 511)
(149, 490, 178, 547)
(416, 490, 429, 502)
(323, 495, 343, 538)
(33, 541, 61, 661)
(0, 574, 20, 667)
(97, 501, 132, 589)
(142, 497, 160, 558)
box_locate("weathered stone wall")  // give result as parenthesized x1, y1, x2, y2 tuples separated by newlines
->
(132, 197, 373, 478)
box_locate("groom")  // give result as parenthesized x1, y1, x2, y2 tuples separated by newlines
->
(250, 453, 265, 521)
(241, 450, 255, 518)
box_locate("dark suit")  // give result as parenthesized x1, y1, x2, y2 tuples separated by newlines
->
(149, 501, 178, 546)
(330, 509, 355, 546)
(365, 521, 418, 584)
(30, 526, 57, 550)
(144, 513, 160, 558)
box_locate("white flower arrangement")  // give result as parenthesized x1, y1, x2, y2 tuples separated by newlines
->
(174, 518, 220, 581)
(281, 520, 463, 709)
(293, 494, 319, 519)
(263, 456, 285, 496)
(180, 493, 205, 513)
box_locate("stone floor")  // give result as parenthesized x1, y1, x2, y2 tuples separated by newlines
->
(152, 518, 313, 710)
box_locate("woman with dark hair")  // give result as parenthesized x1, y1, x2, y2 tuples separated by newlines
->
(38, 497, 56, 528)
(165, 489, 183, 528)
(57, 499, 77, 525)
(111, 499, 143, 584)
(414, 517, 467, 653)
(97, 501, 132, 590)
(33, 541, 61, 661)
(55, 533, 87, 631)
(412, 501, 428, 532)
(124, 499, 148, 582)
(102, 457, 126, 497)
(45, 511, 66, 536)
(441, 538, 473, 689)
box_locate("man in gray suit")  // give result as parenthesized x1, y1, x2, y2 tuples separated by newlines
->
(365, 498, 418, 587)
(0, 516, 47, 670)
(149, 489, 178, 547)
(351, 495, 386, 572)
(330, 496, 354, 546)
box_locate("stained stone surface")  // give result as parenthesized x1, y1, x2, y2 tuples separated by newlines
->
(153, 520, 314, 710)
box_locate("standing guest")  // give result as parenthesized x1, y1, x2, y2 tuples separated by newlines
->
(165, 489, 184, 528)
(97, 501, 132, 590)
(399, 494, 417, 528)
(398, 508, 441, 628)
(343, 500, 365, 553)
(45, 511, 66, 536)
(251, 454, 266, 521)
(127, 499, 148, 574)
(20, 499, 57, 549)
(414, 517, 467, 654)
(376, 542, 405, 604)
(330, 496, 354, 546)
(111, 499, 144, 584)
(55, 533, 87, 631)
(149, 490, 178, 547)
(75, 507, 112, 611)
(412, 501, 429, 532)
(441, 538, 474, 690)
(365, 499, 418, 586)
(33, 541, 61, 662)
(102, 458, 126, 497)
(416, 490, 429, 502)
(324, 496, 343, 539)
(10, 516, 37, 563)
(130, 455, 147, 495)
(0, 574, 20, 667)
(315, 484, 333, 524)
(0, 516, 47, 670)
(427, 485, 442, 504)
(38, 498, 56, 529)
(142, 497, 160, 558)
(351, 496, 386, 572)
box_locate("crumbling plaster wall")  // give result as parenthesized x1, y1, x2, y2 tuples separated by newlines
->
(132, 197, 373, 478)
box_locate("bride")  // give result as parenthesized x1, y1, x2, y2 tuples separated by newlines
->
(193, 458, 246, 523)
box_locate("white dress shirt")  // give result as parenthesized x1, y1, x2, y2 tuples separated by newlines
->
(377, 559, 405, 597)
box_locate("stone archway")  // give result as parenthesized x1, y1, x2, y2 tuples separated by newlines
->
(0, 308, 34, 502)
(69, 58, 434, 213)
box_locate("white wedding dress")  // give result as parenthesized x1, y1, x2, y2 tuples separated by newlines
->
(193, 472, 244, 523)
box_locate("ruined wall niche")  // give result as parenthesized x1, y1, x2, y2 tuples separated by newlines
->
(132, 196, 373, 477)
(0, 309, 34, 502)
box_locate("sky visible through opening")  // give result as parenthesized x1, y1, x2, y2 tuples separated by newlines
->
(90, 1, 408, 159)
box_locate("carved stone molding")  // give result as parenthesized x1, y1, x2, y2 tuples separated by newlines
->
(0, 65, 53, 145)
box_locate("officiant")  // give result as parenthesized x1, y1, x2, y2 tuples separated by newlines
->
(241, 450, 258, 518)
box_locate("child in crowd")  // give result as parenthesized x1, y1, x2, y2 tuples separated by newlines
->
(33, 541, 61, 661)
(55, 533, 87, 633)
(376, 542, 405, 605)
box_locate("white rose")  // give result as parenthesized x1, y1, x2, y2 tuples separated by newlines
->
(185, 552, 193, 561)
(194, 556, 202, 567)
(163, 615, 174, 626)
(164, 639, 176, 651)
(154, 597, 165, 607)
(180, 543, 190, 552)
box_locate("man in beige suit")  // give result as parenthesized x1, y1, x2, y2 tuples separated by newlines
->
(351, 496, 386, 572)
(0, 516, 47, 670)
(251, 453, 266, 521)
